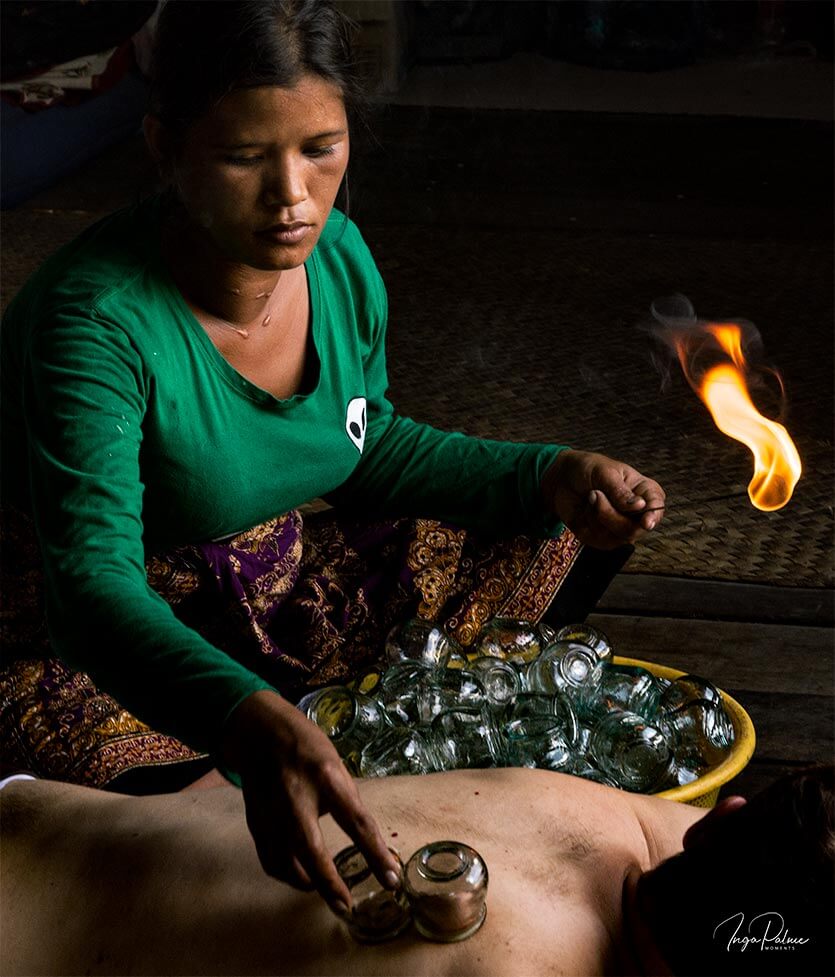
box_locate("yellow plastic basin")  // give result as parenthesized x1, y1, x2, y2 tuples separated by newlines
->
(614, 656, 756, 808)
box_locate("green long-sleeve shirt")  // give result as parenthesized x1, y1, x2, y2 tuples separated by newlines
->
(1, 197, 566, 751)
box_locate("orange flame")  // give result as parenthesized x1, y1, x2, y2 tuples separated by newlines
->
(675, 323, 802, 511)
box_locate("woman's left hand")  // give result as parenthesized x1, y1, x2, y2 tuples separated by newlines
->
(541, 449, 666, 550)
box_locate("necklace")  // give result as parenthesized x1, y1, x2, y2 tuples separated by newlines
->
(204, 304, 271, 340)
(162, 212, 282, 340)
(202, 286, 277, 340)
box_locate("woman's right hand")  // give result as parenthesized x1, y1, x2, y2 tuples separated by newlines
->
(221, 689, 400, 913)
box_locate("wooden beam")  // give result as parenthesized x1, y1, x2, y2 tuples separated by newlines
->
(587, 614, 833, 696)
(597, 574, 834, 627)
(723, 690, 833, 765)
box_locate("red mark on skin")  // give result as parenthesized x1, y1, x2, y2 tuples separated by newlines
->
(391, 832, 398, 838)
(474, 791, 480, 795)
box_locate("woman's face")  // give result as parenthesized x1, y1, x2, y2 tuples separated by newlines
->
(167, 74, 349, 271)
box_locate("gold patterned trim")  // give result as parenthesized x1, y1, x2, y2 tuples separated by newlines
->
(498, 532, 583, 621)
(0, 659, 205, 788)
(406, 520, 584, 648)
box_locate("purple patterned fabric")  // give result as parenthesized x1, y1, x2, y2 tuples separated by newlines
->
(150, 511, 419, 699)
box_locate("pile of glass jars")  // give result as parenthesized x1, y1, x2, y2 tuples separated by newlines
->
(296, 617, 735, 794)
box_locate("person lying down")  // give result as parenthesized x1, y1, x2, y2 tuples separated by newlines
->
(1, 766, 831, 977)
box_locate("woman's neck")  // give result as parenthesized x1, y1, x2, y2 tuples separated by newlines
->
(161, 213, 283, 329)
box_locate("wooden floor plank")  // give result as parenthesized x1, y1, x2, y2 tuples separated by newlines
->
(586, 613, 833, 696)
(598, 574, 835, 626)
(722, 690, 833, 765)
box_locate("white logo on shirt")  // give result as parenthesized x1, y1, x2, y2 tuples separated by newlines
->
(345, 397, 367, 453)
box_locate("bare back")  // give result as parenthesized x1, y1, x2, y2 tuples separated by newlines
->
(0, 769, 702, 976)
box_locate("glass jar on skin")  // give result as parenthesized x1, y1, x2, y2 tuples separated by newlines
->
(404, 841, 489, 942)
(333, 846, 410, 943)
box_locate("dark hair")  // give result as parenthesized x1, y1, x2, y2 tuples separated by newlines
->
(149, 0, 364, 136)
(639, 766, 835, 976)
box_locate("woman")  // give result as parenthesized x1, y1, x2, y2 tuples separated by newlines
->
(0, 1, 664, 913)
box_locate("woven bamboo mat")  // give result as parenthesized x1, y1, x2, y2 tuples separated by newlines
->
(367, 224, 834, 588)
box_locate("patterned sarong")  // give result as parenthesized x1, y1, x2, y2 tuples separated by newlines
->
(1, 505, 625, 791)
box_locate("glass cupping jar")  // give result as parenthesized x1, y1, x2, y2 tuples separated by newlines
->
(333, 845, 410, 943)
(403, 841, 489, 942)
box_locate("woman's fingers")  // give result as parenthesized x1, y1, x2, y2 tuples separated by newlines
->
(593, 466, 661, 509)
(289, 772, 397, 911)
(242, 735, 398, 914)
(622, 474, 666, 519)
(327, 776, 401, 890)
(228, 692, 399, 910)
(292, 812, 354, 911)
(248, 817, 315, 889)
(587, 490, 645, 547)
(544, 449, 668, 546)
(590, 465, 666, 535)
(289, 855, 314, 890)
(247, 778, 353, 909)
